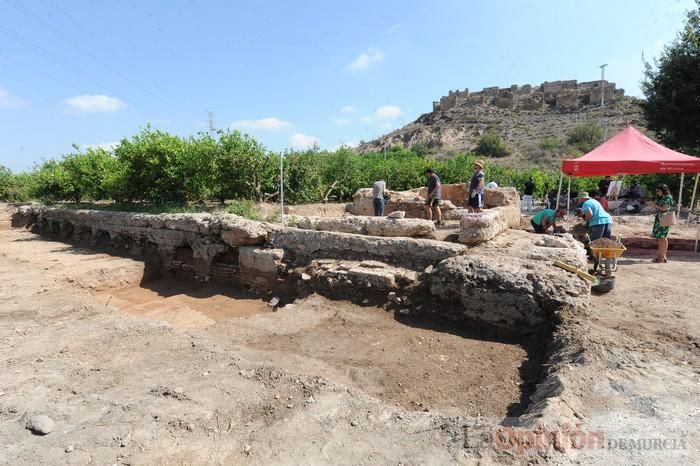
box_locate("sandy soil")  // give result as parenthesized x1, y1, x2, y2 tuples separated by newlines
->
(0, 223, 526, 465)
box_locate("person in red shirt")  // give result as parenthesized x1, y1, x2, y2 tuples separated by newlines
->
(592, 190, 609, 212)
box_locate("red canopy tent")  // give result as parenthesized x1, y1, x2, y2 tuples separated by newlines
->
(561, 126, 700, 176)
(556, 127, 700, 215)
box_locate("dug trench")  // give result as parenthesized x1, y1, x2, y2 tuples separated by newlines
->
(57, 238, 551, 421)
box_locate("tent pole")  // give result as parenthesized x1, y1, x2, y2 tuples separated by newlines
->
(688, 173, 699, 224)
(566, 177, 571, 213)
(555, 172, 564, 211)
(678, 173, 685, 216)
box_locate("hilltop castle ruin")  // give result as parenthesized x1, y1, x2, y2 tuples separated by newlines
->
(432, 79, 625, 113)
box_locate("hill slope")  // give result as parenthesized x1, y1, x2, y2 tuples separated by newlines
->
(359, 96, 645, 168)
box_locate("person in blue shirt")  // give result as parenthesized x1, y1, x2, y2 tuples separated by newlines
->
(577, 191, 613, 240)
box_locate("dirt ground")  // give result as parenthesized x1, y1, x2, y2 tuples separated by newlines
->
(1, 206, 699, 464)
(0, 217, 526, 465)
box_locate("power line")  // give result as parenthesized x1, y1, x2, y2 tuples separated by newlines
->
(2, 0, 166, 104)
(0, 51, 84, 93)
(0, 50, 154, 124)
(45, 0, 142, 76)
(0, 24, 137, 101)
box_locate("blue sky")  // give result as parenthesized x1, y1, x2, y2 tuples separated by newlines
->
(0, 0, 695, 172)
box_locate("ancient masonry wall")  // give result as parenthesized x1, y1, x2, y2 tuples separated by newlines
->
(347, 185, 523, 244)
(11, 205, 589, 336)
(432, 79, 625, 112)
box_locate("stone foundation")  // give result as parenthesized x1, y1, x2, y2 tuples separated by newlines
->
(346, 185, 522, 244)
(12, 205, 589, 336)
(292, 215, 436, 238)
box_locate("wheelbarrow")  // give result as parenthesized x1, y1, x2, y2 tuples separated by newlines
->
(588, 242, 626, 293)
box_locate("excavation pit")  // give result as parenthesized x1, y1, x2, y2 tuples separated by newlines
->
(247, 296, 543, 418)
(10, 205, 591, 424)
(94, 272, 543, 419)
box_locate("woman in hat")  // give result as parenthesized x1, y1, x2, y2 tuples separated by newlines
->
(577, 191, 613, 240)
(468, 159, 485, 212)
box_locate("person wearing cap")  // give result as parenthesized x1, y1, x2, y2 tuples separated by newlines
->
(577, 191, 613, 240)
(468, 159, 485, 212)
(424, 168, 442, 225)
(531, 207, 566, 234)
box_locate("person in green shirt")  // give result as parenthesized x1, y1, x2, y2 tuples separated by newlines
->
(647, 183, 674, 263)
(531, 207, 566, 234)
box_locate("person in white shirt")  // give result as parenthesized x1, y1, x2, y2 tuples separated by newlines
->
(372, 180, 386, 216)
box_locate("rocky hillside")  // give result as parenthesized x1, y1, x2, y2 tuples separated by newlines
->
(359, 96, 645, 168)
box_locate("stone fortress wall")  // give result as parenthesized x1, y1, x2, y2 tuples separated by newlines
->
(432, 79, 625, 113)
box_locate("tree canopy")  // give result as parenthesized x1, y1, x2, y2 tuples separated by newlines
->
(642, 1, 700, 154)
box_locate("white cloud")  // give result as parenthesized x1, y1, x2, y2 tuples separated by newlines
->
(375, 105, 402, 120)
(346, 48, 383, 71)
(340, 105, 357, 113)
(0, 88, 27, 109)
(64, 94, 126, 113)
(231, 117, 293, 131)
(388, 23, 402, 32)
(333, 117, 352, 126)
(83, 141, 119, 151)
(290, 133, 319, 150)
(359, 116, 375, 124)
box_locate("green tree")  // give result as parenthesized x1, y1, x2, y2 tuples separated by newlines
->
(475, 132, 511, 158)
(642, 1, 700, 153)
(113, 127, 190, 204)
(30, 159, 72, 202)
(61, 148, 117, 202)
(0, 165, 12, 201)
(211, 130, 274, 203)
(567, 122, 603, 153)
(410, 142, 430, 157)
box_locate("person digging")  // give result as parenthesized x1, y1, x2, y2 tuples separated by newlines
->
(530, 207, 566, 234)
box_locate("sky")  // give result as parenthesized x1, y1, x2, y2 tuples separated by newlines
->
(0, 0, 695, 172)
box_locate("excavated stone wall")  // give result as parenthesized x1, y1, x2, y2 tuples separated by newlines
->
(291, 215, 436, 238)
(12, 205, 589, 336)
(346, 185, 522, 244)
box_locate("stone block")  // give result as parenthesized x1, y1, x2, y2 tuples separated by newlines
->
(365, 218, 435, 237)
(429, 255, 589, 334)
(219, 214, 269, 246)
(270, 228, 467, 271)
(239, 247, 284, 287)
(458, 205, 520, 244)
(474, 229, 588, 270)
(296, 216, 368, 235)
(483, 187, 520, 208)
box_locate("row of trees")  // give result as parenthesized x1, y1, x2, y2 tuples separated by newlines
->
(4, 127, 599, 206)
(2, 125, 693, 207)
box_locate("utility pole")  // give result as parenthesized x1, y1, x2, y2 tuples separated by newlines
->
(279, 152, 285, 226)
(599, 64, 609, 139)
(599, 64, 608, 107)
(207, 111, 215, 136)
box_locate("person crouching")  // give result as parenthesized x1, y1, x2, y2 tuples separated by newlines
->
(531, 207, 566, 234)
